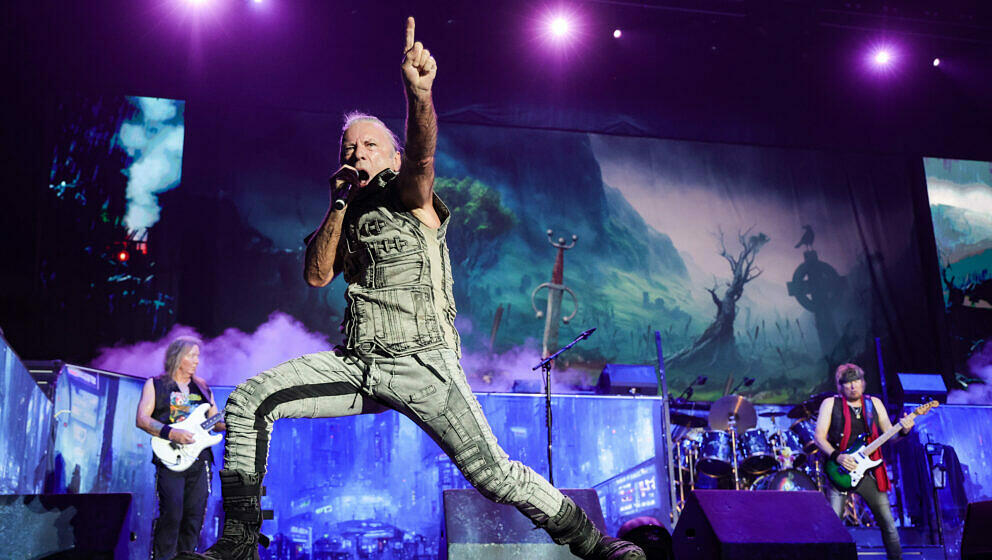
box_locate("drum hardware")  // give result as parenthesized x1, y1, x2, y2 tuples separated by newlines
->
(708, 394, 757, 490)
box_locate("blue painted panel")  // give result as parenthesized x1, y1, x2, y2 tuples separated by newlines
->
(0, 335, 52, 494)
(37, 363, 992, 560)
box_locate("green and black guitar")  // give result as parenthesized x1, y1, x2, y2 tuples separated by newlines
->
(824, 400, 938, 490)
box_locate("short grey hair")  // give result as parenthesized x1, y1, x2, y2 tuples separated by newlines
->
(339, 111, 402, 161)
(164, 336, 202, 379)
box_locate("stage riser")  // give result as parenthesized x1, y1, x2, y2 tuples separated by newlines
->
(442, 489, 607, 560)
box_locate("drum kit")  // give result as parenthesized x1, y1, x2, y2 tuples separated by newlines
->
(671, 392, 832, 508)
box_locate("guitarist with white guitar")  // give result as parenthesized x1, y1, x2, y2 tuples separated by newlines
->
(136, 336, 226, 560)
(814, 363, 916, 560)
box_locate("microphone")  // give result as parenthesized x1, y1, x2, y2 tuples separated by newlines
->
(578, 327, 596, 340)
(331, 168, 369, 210)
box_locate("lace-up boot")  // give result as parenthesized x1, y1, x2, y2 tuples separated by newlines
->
(544, 497, 646, 560)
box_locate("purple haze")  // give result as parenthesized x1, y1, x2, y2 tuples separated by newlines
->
(91, 312, 594, 392)
(90, 311, 332, 386)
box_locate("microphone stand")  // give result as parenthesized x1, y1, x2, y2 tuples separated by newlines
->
(532, 327, 595, 486)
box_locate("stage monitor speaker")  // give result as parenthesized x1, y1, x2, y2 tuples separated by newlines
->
(442, 488, 606, 559)
(672, 490, 856, 560)
(961, 500, 992, 560)
(895, 372, 948, 404)
(0, 493, 133, 559)
(596, 364, 658, 395)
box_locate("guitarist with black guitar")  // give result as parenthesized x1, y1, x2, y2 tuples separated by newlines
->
(136, 336, 226, 559)
(814, 363, 917, 560)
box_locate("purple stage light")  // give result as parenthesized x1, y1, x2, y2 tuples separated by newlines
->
(873, 49, 892, 65)
(549, 15, 571, 38)
(613, 29, 622, 39)
(933, 57, 941, 67)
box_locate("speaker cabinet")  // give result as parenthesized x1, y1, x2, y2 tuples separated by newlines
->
(442, 488, 606, 559)
(672, 490, 856, 560)
(962, 500, 992, 560)
(0, 493, 133, 559)
(595, 364, 658, 395)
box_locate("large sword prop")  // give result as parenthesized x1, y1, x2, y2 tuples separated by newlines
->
(531, 230, 579, 359)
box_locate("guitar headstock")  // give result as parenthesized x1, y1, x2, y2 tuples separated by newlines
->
(913, 400, 939, 416)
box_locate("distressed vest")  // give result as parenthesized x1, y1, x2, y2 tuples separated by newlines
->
(339, 169, 460, 357)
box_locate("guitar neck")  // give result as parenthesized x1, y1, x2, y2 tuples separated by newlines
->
(861, 422, 903, 456)
(201, 413, 224, 431)
(861, 406, 925, 456)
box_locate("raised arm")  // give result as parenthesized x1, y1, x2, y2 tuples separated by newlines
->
(398, 17, 439, 223)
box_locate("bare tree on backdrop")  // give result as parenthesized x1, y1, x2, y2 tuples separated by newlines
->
(668, 227, 769, 371)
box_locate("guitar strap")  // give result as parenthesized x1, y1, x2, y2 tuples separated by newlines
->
(839, 395, 890, 492)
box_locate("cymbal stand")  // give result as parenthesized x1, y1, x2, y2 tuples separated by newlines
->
(729, 419, 740, 490)
(804, 448, 823, 491)
(675, 443, 685, 512)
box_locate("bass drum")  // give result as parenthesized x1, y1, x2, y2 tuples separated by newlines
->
(751, 469, 818, 492)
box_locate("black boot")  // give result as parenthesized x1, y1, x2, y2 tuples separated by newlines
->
(173, 470, 268, 560)
(544, 498, 646, 560)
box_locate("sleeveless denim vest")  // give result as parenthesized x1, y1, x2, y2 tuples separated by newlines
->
(339, 169, 460, 357)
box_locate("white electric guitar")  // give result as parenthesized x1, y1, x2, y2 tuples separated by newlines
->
(151, 403, 224, 472)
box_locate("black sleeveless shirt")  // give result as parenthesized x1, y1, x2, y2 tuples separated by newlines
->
(827, 396, 879, 449)
(150, 375, 214, 466)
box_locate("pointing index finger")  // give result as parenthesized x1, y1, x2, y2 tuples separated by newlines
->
(404, 17, 415, 52)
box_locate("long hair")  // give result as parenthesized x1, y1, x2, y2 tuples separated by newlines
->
(163, 336, 202, 379)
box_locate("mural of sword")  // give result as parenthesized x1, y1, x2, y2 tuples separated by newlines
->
(531, 230, 579, 359)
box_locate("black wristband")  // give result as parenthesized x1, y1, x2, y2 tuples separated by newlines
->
(829, 450, 840, 462)
(159, 425, 173, 440)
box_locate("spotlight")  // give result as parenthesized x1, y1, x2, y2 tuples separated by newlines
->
(117, 250, 130, 263)
(873, 49, 891, 65)
(933, 57, 941, 67)
(549, 16, 571, 38)
(613, 29, 622, 39)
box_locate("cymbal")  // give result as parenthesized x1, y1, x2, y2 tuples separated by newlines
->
(759, 410, 787, 417)
(708, 394, 757, 431)
(787, 391, 834, 419)
(670, 412, 708, 428)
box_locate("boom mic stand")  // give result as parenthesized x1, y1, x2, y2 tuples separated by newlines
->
(532, 327, 596, 486)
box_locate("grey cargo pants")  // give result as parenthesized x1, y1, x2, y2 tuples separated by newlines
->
(222, 347, 564, 522)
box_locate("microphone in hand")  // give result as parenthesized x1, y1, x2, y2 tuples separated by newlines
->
(330, 166, 369, 210)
